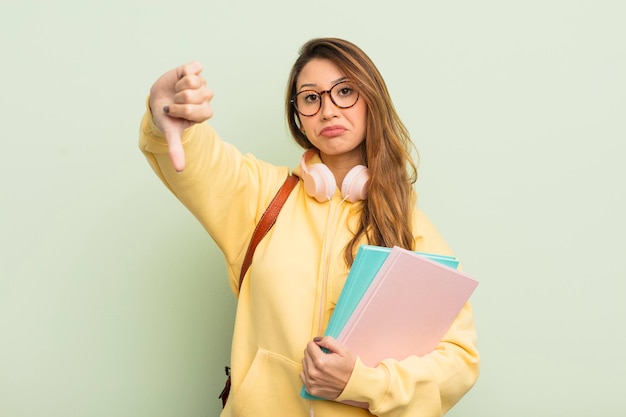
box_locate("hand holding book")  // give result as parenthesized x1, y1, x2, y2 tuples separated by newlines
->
(301, 245, 478, 403)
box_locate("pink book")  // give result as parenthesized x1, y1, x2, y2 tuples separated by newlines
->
(337, 246, 478, 367)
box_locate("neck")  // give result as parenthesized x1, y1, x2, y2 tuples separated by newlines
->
(319, 149, 365, 187)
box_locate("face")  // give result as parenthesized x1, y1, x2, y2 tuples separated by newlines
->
(295, 58, 367, 165)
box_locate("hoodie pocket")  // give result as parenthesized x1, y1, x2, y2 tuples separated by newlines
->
(231, 348, 306, 417)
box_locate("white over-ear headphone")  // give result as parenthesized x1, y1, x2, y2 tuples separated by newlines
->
(300, 149, 370, 203)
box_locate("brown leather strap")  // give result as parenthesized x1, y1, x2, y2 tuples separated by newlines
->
(239, 175, 298, 288)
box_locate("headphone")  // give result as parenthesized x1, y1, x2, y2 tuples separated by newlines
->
(300, 149, 370, 203)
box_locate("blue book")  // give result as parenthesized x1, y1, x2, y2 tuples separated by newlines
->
(300, 245, 460, 401)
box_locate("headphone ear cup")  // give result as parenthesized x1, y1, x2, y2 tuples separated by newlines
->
(305, 163, 336, 202)
(341, 165, 370, 203)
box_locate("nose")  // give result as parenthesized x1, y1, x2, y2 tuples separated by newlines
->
(319, 91, 338, 118)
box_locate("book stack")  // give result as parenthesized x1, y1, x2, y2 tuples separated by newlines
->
(301, 245, 478, 402)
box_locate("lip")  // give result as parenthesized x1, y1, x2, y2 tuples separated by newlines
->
(320, 125, 347, 137)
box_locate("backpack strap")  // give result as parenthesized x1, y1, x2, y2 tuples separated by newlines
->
(238, 175, 298, 288)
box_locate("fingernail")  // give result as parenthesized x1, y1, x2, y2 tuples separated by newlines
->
(313, 337, 322, 343)
(163, 106, 170, 114)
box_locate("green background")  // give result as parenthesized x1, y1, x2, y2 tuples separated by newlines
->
(1, 1, 624, 416)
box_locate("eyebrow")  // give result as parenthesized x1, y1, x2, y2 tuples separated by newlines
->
(298, 77, 347, 91)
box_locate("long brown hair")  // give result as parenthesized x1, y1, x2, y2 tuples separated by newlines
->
(285, 38, 418, 265)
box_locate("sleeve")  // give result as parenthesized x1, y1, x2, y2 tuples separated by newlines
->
(334, 210, 480, 417)
(138, 102, 290, 292)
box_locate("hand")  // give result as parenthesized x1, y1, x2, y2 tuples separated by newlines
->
(300, 336, 357, 400)
(149, 61, 214, 172)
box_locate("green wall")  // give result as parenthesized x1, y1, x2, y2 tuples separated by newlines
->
(1, 1, 625, 416)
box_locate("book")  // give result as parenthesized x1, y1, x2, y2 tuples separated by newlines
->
(337, 246, 478, 366)
(300, 245, 475, 402)
(324, 245, 459, 340)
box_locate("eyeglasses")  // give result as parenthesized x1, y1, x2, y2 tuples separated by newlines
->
(291, 80, 360, 117)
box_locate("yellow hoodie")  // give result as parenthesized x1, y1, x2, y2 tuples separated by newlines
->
(139, 110, 479, 417)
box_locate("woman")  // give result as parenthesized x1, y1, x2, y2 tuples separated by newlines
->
(139, 38, 479, 417)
